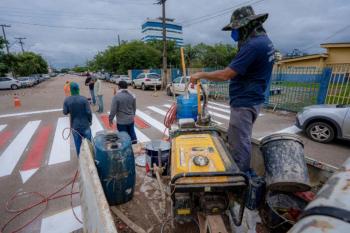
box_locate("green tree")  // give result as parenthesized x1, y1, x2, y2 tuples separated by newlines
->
(72, 66, 88, 73)
(13, 52, 48, 76)
(0, 36, 9, 77)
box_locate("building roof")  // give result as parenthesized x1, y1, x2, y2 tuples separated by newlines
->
(321, 42, 350, 48)
(278, 54, 328, 64)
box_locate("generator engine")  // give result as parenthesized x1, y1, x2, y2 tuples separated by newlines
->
(169, 129, 249, 225)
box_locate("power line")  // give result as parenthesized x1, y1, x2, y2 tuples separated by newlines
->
(301, 24, 350, 51)
(0, 19, 139, 31)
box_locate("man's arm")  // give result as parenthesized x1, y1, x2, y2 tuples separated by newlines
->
(63, 99, 69, 115)
(132, 97, 136, 115)
(85, 100, 92, 125)
(109, 96, 118, 126)
(190, 67, 238, 83)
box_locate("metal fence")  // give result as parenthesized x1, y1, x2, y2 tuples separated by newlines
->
(324, 64, 350, 105)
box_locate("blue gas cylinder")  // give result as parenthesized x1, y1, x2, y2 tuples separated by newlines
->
(93, 131, 135, 205)
(176, 94, 198, 120)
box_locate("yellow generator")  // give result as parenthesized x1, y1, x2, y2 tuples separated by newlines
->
(169, 127, 249, 226)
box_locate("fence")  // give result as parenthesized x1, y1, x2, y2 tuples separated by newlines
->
(130, 64, 350, 112)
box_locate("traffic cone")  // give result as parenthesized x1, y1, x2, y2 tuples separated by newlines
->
(14, 96, 21, 108)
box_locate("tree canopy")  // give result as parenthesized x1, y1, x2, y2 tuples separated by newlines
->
(87, 40, 238, 73)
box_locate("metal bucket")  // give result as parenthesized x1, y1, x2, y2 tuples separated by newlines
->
(260, 133, 311, 192)
(263, 191, 308, 232)
(144, 140, 170, 176)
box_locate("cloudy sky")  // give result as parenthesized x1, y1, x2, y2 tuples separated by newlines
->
(0, 0, 349, 68)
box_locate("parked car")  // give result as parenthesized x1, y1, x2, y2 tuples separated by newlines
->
(18, 77, 35, 87)
(0, 77, 21, 90)
(296, 104, 350, 143)
(110, 75, 120, 84)
(114, 75, 131, 85)
(166, 76, 208, 96)
(132, 73, 161, 90)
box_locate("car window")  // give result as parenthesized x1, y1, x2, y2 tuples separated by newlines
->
(0, 78, 5, 82)
(173, 77, 181, 84)
(2, 78, 11, 81)
(148, 74, 160, 79)
(137, 74, 145, 79)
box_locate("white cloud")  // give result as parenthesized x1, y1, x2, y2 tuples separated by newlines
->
(0, 0, 349, 68)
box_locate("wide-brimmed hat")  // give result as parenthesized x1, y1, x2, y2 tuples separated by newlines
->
(222, 5, 268, 31)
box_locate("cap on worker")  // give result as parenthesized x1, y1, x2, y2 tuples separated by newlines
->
(70, 82, 80, 95)
(222, 5, 268, 31)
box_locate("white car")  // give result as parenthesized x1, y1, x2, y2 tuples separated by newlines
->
(0, 77, 21, 90)
(117, 75, 132, 85)
(132, 73, 161, 90)
(166, 76, 209, 96)
(18, 77, 35, 87)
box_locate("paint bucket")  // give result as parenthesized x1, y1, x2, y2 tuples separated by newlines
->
(289, 157, 350, 233)
(144, 140, 170, 176)
(263, 191, 308, 232)
(176, 94, 198, 121)
(260, 133, 311, 192)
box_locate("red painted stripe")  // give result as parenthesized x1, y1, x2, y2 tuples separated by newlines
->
(21, 125, 52, 171)
(100, 115, 116, 130)
(134, 116, 150, 129)
(0, 131, 13, 148)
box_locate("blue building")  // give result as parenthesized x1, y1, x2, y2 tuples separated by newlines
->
(141, 18, 183, 46)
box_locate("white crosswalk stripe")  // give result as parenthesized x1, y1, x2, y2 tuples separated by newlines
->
(208, 111, 229, 120)
(136, 109, 168, 136)
(48, 117, 71, 165)
(135, 128, 150, 143)
(207, 105, 231, 114)
(208, 101, 230, 109)
(147, 106, 167, 116)
(0, 124, 7, 132)
(0, 121, 41, 177)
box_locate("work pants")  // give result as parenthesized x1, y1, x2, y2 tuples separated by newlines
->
(89, 89, 96, 105)
(97, 95, 104, 113)
(228, 105, 261, 172)
(72, 127, 92, 156)
(117, 123, 137, 144)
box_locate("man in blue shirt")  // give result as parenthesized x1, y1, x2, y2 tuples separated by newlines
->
(63, 82, 92, 156)
(190, 6, 275, 172)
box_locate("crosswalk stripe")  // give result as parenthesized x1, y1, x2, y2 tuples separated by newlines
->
(162, 104, 223, 125)
(20, 125, 52, 183)
(208, 111, 230, 120)
(208, 101, 230, 109)
(136, 110, 168, 136)
(40, 206, 82, 233)
(91, 114, 104, 137)
(48, 117, 71, 165)
(0, 124, 7, 132)
(0, 108, 62, 119)
(135, 128, 151, 143)
(208, 105, 231, 114)
(0, 120, 41, 177)
(147, 106, 167, 116)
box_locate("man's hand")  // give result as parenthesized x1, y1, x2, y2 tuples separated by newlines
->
(190, 72, 203, 84)
(109, 121, 113, 128)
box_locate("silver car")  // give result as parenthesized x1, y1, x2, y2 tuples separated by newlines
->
(132, 73, 161, 90)
(296, 104, 350, 143)
(0, 77, 21, 90)
(18, 77, 35, 87)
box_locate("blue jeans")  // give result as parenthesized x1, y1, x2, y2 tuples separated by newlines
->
(89, 89, 96, 105)
(97, 95, 104, 112)
(117, 123, 137, 144)
(227, 105, 261, 172)
(72, 128, 92, 156)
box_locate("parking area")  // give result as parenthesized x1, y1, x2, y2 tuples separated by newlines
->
(0, 74, 349, 232)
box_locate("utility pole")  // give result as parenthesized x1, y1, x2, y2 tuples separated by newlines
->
(156, 0, 168, 89)
(117, 34, 121, 46)
(15, 37, 26, 53)
(0, 24, 11, 54)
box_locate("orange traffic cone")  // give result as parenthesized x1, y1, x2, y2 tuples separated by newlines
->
(14, 96, 21, 108)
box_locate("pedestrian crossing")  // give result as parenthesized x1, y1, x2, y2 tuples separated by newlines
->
(0, 101, 240, 181)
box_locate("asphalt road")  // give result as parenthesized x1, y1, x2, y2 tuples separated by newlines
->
(0, 74, 349, 233)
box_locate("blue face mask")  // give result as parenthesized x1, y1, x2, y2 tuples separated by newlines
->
(231, 29, 239, 42)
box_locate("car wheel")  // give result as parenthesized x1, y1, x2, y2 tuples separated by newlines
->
(132, 82, 136, 89)
(166, 87, 173, 96)
(141, 83, 146, 91)
(306, 122, 335, 143)
(11, 84, 18, 90)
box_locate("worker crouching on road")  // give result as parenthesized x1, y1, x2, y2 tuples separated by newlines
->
(190, 6, 275, 172)
(109, 80, 137, 144)
(63, 81, 71, 96)
(63, 82, 92, 156)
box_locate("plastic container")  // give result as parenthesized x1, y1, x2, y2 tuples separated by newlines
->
(144, 140, 170, 176)
(260, 133, 311, 192)
(176, 94, 198, 121)
(94, 131, 135, 205)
